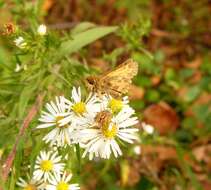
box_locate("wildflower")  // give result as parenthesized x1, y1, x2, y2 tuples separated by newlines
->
(33, 151, 65, 182)
(46, 171, 80, 190)
(142, 122, 154, 134)
(14, 36, 27, 49)
(16, 175, 45, 190)
(37, 96, 76, 146)
(59, 87, 100, 127)
(37, 24, 47, 36)
(81, 105, 139, 160)
(15, 64, 21, 72)
(133, 145, 141, 155)
(2, 22, 15, 35)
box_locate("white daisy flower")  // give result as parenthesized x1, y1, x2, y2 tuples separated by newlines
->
(46, 171, 80, 190)
(142, 122, 154, 134)
(16, 175, 45, 190)
(14, 36, 27, 49)
(37, 96, 76, 147)
(81, 106, 139, 160)
(37, 24, 47, 36)
(59, 87, 100, 127)
(33, 151, 65, 182)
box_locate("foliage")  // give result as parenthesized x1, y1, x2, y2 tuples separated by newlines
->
(0, 0, 211, 190)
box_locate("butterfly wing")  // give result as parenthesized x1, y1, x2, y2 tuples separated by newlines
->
(98, 59, 138, 98)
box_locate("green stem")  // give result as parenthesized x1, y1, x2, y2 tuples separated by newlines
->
(138, 46, 154, 60)
(100, 159, 110, 177)
(75, 143, 81, 173)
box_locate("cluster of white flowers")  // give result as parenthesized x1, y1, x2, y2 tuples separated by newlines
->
(17, 150, 79, 190)
(14, 24, 47, 73)
(37, 87, 139, 159)
(14, 24, 47, 50)
(17, 86, 139, 189)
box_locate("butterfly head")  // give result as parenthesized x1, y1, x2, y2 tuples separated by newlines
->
(85, 76, 98, 92)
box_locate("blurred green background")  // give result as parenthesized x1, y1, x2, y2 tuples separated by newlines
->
(0, 0, 211, 190)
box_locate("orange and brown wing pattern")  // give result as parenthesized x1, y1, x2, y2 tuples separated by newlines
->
(98, 59, 138, 98)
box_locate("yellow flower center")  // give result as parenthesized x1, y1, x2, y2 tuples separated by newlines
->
(57, 182, 69, 190)
(55, 116, 69, 128)
(102, 123, 118, 139)
(40, 160, 53, 172)
(72, 102, 86, 115)
(24, 184, 37, 190)
(108, 98, 123, 114)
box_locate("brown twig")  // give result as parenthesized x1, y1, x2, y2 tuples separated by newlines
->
(151, 28, 183, 39)
(1, 93, 45, 182)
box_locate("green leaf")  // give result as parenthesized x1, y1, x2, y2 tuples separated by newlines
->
(130, 100, 145, 110)
(30, 136, 45, 176)
(59, 26, 118, 58)
(193, 104, 210, 123)
(137, 176, 155, 190)
(179, 68, 194, 80)
(0, 47, 12, 70)
(132, 52, 158, 74)
(136, 76, 152, 87)
(184, 86, 201, 102)
(71, 22, 96, 35)
(0, 0, 5, 8)
(145, 89, 160, 102)
(165, 68, 177, 81)
(18, 86, 35, 119)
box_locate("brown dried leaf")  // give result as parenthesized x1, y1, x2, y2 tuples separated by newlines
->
(142, 145, 177, 160)
(81, 164, 98, 190)
(150, 75, 161, 86)
(128, 85, 145, 100)
(192, 144, 211, 171)
(143, 102, 180, 135)
(201, 181, 211, 190)
(127, 160, 141, 187)
(42, 0, 55, 12)
(89, 58, 110, 73)
(188, 71, 202, 84)
(182, 56, 202, 69)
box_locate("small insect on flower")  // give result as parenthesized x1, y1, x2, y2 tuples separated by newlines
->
(85, 59, 138, 98)
(46, 171, 80, 190)
(94, 110, 112, 128)
(33, 151, 65, 182)
(37, 24, 47, 36)
(81, 104, 139, 160)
